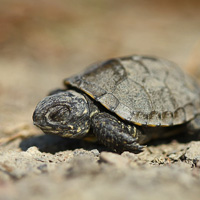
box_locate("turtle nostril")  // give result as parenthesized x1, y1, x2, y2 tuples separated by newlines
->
(32, 113, 44, 129)
(32, 110, 39, 125)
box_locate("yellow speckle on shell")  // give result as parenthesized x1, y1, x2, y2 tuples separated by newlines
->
(147, 124, 157, 127)
(133, 121, 142, 126)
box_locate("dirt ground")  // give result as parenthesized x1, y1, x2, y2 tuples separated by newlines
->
(1, 1, 200, 200)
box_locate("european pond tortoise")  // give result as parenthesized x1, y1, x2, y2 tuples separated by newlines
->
(33, 55, 200, 152)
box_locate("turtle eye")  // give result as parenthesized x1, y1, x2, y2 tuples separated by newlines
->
(47, 105, 70, 124)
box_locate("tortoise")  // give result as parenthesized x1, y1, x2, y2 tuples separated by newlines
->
(33, 55, 200, 153)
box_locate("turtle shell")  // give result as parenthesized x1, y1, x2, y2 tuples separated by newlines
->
(64, 55, 200, 127)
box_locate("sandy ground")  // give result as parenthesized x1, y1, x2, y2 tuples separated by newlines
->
(0, 1, 200, 199)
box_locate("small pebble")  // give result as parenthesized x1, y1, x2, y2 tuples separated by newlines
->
(185, 142, 200, 160)
(100, 151, 129, 168)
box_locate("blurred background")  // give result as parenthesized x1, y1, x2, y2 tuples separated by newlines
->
(0, 0, 200, 133)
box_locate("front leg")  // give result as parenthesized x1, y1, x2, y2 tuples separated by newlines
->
(91, 112, 144, 153)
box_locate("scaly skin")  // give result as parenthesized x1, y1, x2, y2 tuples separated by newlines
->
(91, 112, 144, 153)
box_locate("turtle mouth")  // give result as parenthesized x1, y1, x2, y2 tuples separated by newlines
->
(33, 117, 71, 136)
(33, 120, 76, 139)
(33, 120, 51, 130)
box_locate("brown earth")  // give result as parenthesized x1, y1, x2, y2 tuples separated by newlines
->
(0, 1, 200, 200)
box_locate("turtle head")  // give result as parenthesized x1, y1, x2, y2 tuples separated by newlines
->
(33, 90, 90, 138)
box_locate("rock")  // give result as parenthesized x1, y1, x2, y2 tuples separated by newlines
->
(185, 142, 200, 161)
(100, 151, 129, 169)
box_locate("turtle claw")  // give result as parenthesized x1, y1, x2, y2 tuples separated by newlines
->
(120, 142, 145, 153)
(138, 144, 146, 151)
